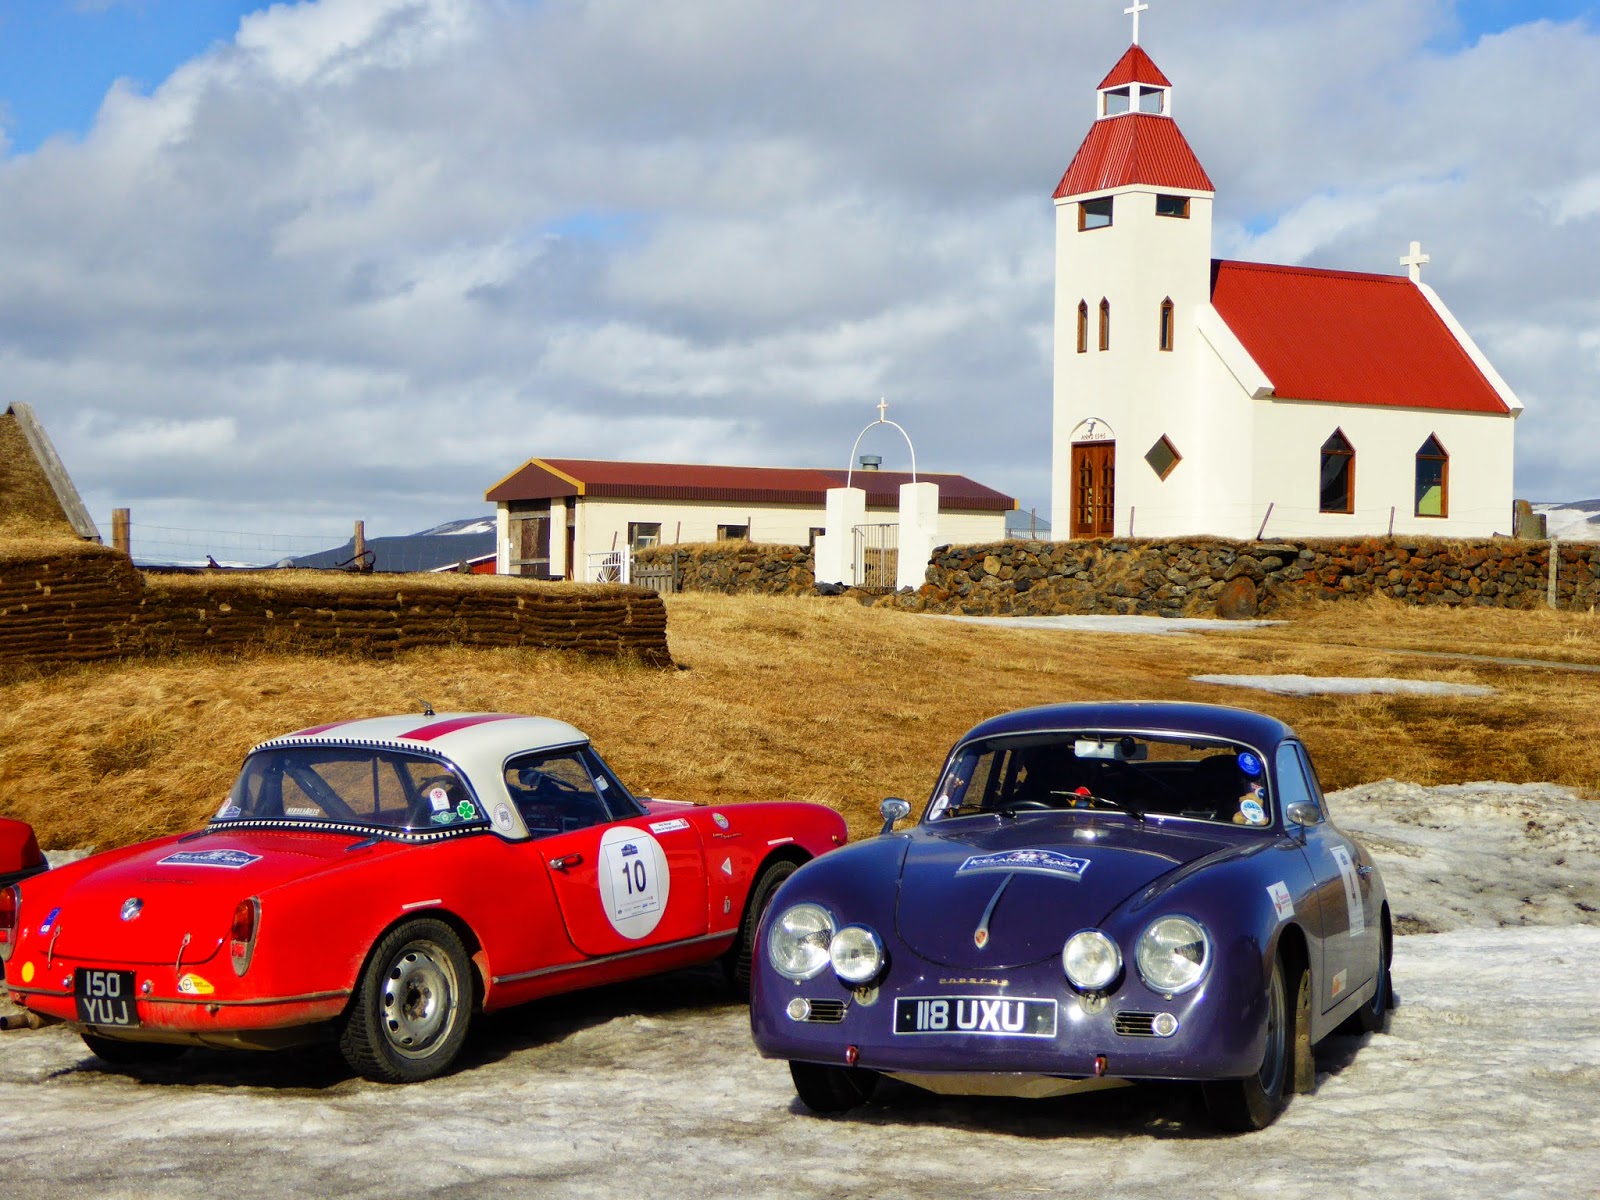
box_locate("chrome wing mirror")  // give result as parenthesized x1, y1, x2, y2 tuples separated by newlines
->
(879, 797, 912, 835)
(1285, 801, 1322, 828)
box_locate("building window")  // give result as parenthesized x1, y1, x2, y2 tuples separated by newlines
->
(1319, 430, 1355, 514)
(1137, 87, 1165, 114)
(1416, 435, 1449, 518)
(627, 522, 661, 550)
(1145, 435, 1181, 481)
(717, 524, 749, 541)
(1079, 198, 1113, 231)
(1076, 301, 1088, 353)
(1098, 298, 1111, 351)
(1101, 87, 1131, 117)
(1155, 194, 1190, 219)
(1158, 298, 1174, 351)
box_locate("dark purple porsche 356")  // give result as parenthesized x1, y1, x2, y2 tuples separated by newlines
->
(750, 702, 1391, 1131)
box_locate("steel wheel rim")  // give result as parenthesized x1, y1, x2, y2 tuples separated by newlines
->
(1257, 965, 1287, 1095)
(380, 941, 457, 1059)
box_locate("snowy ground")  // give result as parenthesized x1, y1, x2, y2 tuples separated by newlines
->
(1192, 674, 1496, 697)
(4, 782, 1600, 1199)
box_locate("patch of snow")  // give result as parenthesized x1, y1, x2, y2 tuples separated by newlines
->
(1531, 500, 1600, 541)
(412, 516, 496, 537)
(935, 614, 1281, 635)
(1192, 674, 1496, 697)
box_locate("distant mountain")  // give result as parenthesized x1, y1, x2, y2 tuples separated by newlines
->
(411, 516, 496, 538)
(282, 516, 496, 572)
(1531, 501, 1600, 541)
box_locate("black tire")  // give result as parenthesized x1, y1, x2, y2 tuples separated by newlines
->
(725, 858, 798, 1000)
(339, 918, 473, 1084)
(789, 1060, 879, 1114)
(82, 1034, 188, 1066)
(1204, 954, 1293, 1132)
(1348, 921, 1393, 1035)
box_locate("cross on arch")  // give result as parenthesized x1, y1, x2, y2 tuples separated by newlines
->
(876, 397, 889, 423)
(1125, 0, 1149, 44)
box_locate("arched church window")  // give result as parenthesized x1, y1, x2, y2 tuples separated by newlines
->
(1099, 299, 1111, 351)
(1415, 435, 1448, 518)
(1319, 430, 1355, 514)
(1159, 298, 1174, 351)
(1077, 301, 1088, 354)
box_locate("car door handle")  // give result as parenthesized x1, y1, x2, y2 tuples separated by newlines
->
(549, 853, 584, 872)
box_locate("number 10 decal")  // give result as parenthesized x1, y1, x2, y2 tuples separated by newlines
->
(597, 826, 671, 940)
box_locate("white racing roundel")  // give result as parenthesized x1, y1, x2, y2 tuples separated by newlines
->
(597, 826, 671, 940)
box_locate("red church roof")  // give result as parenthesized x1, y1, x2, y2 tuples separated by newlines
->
(1210, 260, 1511, 415)
(1098, 45, 1171, 89)
(486, 458, 1016, 512)
(1053, 113, 1213, 197)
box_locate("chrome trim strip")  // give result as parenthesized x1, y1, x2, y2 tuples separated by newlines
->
(492, 930, 737, 985)
(144, 989, 349, 1008)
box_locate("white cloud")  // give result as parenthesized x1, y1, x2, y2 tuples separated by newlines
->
(0, 0, 1597, 541)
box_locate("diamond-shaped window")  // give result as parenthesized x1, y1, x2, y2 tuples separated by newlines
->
(1146, 435, 1181, 481)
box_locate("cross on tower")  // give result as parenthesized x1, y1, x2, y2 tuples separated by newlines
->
(877, 397, 889, 423)
(1125, 0, 1149, 45)
(1400, 240, 1431, 283)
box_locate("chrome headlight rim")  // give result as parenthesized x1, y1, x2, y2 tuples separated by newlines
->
(1061, 928, 1123, 993)
(767, 902, 836, 981)
(1134, 914, 1211, 995)
(829, 923, 887, 987)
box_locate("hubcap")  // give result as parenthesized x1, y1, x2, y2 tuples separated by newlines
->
(380, 941, 457, 1058)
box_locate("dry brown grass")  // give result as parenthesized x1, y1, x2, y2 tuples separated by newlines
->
(3, 591, 1599, 850)
(0, 416, 80, 541)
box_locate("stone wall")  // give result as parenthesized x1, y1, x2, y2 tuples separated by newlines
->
(634, 542, 815, 595)
(888, 537, 1589, 617)
(0, 544, 671, 670)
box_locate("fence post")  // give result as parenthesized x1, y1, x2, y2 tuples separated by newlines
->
(111, 508, 130, 557)
(1548, 538, 1559, 610)
(353, 520, 366, 570)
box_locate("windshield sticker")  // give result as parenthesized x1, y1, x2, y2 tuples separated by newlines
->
(1329, 846, 1366, 936)
(177, 973, 215, 996)
(597, 827, 670, 940)
(217, 805, 243, 820)
(1237, 751, 1263, 776)
(649, 818, 691, 834)
(430, 811, 456, 826)
(1267, 881, 1294, 920)
(1238, 785, 1268, 826)
(456, 800, 477, 820)
(957, 849, 1090, 881)
(40, 906, 60, 934)
(493, 804, 514, 830)
(285, 807, 320, 817)
(157, 849, 262, 870)
(428, 787, 451, 813)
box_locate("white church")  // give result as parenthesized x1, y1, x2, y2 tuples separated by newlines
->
(1050, 23, 1522, 542)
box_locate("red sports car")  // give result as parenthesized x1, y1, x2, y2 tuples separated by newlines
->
(0, 712, 846, 1082)
(0, 817, 47, 890)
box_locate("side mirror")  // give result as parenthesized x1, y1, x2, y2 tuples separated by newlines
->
(879, 797, 912, 835)
(1285, 801, 1321, 828)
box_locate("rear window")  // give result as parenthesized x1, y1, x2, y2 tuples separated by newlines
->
(927, 732, 1272, 827)
(215, 748, 487, 835)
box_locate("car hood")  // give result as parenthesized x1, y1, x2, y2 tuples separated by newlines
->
(894, 815, 1238, 969)
(27, 830, 389, 966)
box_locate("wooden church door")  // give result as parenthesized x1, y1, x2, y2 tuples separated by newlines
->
(1071, 442, 1115, 538)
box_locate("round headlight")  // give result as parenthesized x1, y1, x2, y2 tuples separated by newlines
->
(829, 925, 886, 986)
(767, 903, 835, 980)
(1062, 929, 1122, 992)
(1135, 915, 1210, 995)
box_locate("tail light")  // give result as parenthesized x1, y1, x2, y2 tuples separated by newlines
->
(0, 885, 18, 962)
(229, 897, 261, 977)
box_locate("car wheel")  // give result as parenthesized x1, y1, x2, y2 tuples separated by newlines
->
(81, 1035, 188, 1066)
(1203, 953, 1293, 1131)
(789, 1060, 879, 1114)
(1347, 920, 1393, 1036)
(339, 918, 473, 1084)
(725, 858, 798, 1000)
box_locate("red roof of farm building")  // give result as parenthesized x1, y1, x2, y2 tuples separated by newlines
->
(1210, 260, 1511, 414)
(485, 459, 1016, 512)
(1053, 114, 1213, 198)
(1098, 45, 1172, 90)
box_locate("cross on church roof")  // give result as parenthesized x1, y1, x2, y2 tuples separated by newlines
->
(877, 397, 889, 423)
(1400, 240, 1431, 283)
(1125, 0, 1150, 45)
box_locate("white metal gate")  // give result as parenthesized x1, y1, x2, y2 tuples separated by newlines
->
(852, 523, 899, 591)
(585, 547, 631, 584)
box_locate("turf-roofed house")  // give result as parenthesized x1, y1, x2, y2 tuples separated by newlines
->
(1051, 34, 1522, 542)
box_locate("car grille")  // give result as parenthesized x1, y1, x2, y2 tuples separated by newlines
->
(1114, 1011, 1158, 1037)
(801, 999, 848, 1023)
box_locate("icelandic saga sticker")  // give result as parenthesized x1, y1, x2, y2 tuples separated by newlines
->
(1329, 846, 1366, 937)
(649, 817, 691, 835)
(1237, 751, 1264, 777)
(1267, 881, 1294, 921)
(156, 849, 262, 870)
(597, 827, 671, 940)
(956, 849, 1090, 881)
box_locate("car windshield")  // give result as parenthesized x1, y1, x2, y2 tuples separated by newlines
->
(926, 731, 1273, 827)
(213, 747, 488, 834)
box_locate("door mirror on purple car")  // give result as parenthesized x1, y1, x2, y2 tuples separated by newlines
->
(879, 797, 912, 835)
(1286, 801, 1322, 828)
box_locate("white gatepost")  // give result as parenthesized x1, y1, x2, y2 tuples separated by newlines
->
(897, 481, 939, 592)
(814, 486, 866, 587)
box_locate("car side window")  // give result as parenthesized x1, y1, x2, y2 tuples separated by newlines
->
(1273, 743, 1322, 822)
(504, 749, 614, 839)
(581, 749, 645, 819)
(1293, 743, 1329, 818)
